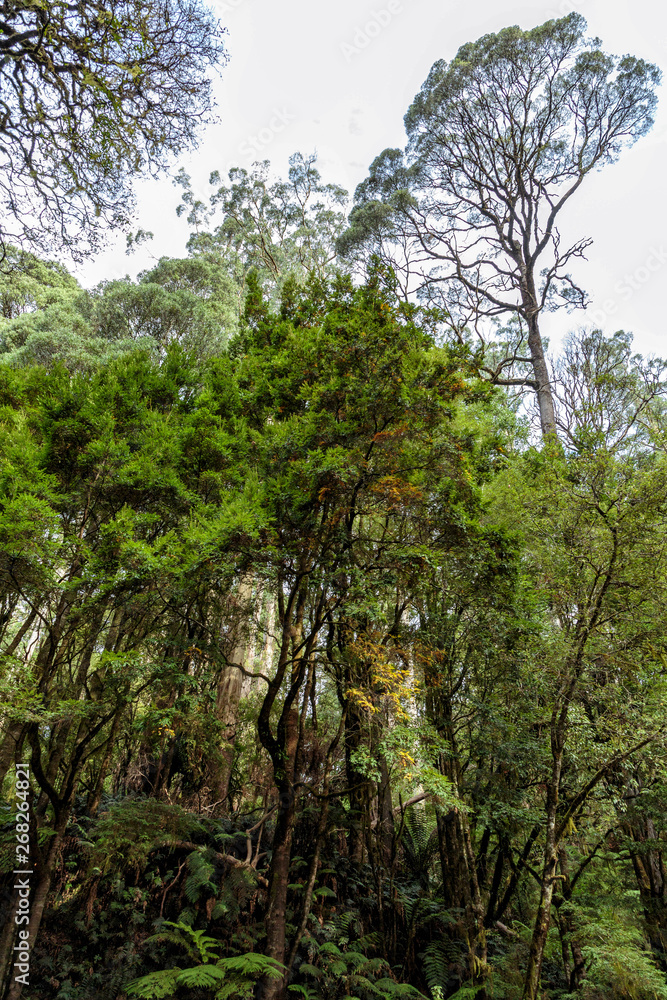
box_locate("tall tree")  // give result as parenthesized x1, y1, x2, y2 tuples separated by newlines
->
(338, 13, 660, 437)
(178, 153, 348, 304)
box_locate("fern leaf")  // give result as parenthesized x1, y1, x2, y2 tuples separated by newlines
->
(177, 963, 227, 988)
(215, 980, 254, 1000)
(288, 987, 319, 1000)
(297, 963, 322, 978)
(319, 942, 342, 955)
(125, 968, 181, 998)
(218, 953, 285, 979)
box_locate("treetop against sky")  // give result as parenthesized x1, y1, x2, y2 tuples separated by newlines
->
(75, 0, 666, 357)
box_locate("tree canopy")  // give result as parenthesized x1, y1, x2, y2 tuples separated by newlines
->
(338, 13, 661, 436)
(0, 11, 666, 1000)
(0, 0, 226, 259)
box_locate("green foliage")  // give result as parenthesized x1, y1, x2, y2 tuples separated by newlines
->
(126, 922, 285, 1000)
(341, 14, 661, 430)
(2, 198, 666, 1000)
(0, 0, 225, 257)
(88, 800, 204, 876)
(180, 152, 348, 302)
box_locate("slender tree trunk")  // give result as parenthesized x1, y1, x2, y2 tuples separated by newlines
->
(377, 753, 394, 865)
(527, 313, 557, 438)
(556, 849, 585, 991)
(260, 702, 300, 1000)
(87, 706, 124, 818)
(287, 712, 345, 971)
(425, 653, 487, 989)
(523, 741, 564, 1000)
(209, 576, 255, 805)
(4, 815, 68, 1000)
(0, 890, 20, 1000)
(255, 581, 310, 1000)
(260, 790, 295, 1000)
(0, 610, 39, 791)
(0, 725, 26, 797)
(520, 270, 557, 438)
(344, 703, 371, 864)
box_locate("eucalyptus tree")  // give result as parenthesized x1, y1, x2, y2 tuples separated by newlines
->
(90, 254, 241, 356)
(178, 153, 349, 304)
(0, 251, 240, 370)
(338, 13, 661, 436)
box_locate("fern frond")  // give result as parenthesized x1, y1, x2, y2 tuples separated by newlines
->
(184, 850, 216, 903)
(177, 963, 226, 988)
(297, 963, 322, 978)
(446, 987, 487, 1000)
(288, 986, 319, 1000)
(374, 978, 430, 997)
(420, 940, 460, 993)
(150, 920, 221, 964)
(218, 953, 285, 979)
(214, 980, 254, 1000)
(125, 968, 181, 998)
(319, 942, 343, 955)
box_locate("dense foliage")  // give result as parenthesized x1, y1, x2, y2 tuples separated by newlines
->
(0, 11, 665, 1000)
(0, 0, 226, 258)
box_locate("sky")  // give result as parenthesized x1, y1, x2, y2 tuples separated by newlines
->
(77, 0, 667, 357)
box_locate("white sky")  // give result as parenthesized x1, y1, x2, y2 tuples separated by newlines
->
(76, 0, 667, 357)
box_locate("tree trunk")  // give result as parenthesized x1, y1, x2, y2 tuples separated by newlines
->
(0, 890, 20, 1000)
(255, 582, 310, 1000)
(377, 753, 394, 865)
(87, 705, 124, 817)
(0, 724, 26, 797)
(209, 576, 255, 806)
(556, 849, 585, 991)
(522, 746, 563, 1000)
(259, 702, 300, 1000)
(4, 820, 67, 1000)
(527, 312, 557, 439)
(260, 787, 296, 1000)
(520, 272, 557, 439)
(344, 703, 371, 864)
(625, 815, 667, 969)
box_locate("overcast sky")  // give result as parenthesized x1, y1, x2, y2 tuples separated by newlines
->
(77, 0, 667, 357)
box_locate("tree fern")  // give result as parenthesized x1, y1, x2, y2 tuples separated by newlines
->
(126, 935, 285, 1000)
(419, 941, 461, 996)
